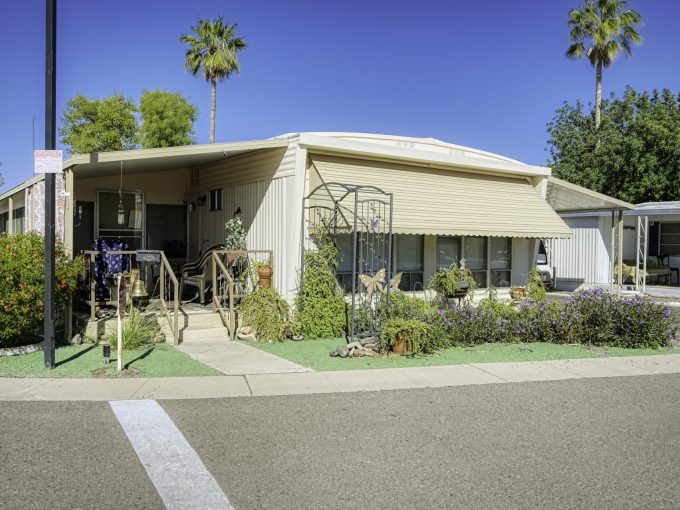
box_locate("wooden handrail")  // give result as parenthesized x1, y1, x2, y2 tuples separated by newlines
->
(212, 251, 236, 340)
(159, 251, 179, 345)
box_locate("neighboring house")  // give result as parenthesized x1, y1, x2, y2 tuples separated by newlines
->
(545, 185, 680, 290)
(3, 132, 584, 302)
(0, 174, 66, 240)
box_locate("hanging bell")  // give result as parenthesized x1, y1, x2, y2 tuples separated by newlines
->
(130, 279, 148, 298)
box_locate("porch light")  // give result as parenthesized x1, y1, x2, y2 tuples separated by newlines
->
(102, 342, 111, 364)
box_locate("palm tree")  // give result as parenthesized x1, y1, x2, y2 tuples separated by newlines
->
(180, 17, 247, 143)
(566, 0, 642, 129)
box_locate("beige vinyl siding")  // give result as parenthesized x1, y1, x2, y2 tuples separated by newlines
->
(195, 146, 295, 191)
(310, 154, 571, 239)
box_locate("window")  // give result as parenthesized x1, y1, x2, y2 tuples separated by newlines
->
(395, 234, 424, 291)
(489, 237, 511, 287)
(209, 189, 223, 211)
(437, 236, 461, 269)
(439, 235, 512, 288)
(464, 237, 487, 288)
(0, 212, 7, 234)
(660, 223, 680, 256)
(334, 233, 355, 292)
(12, 207, 25, 234)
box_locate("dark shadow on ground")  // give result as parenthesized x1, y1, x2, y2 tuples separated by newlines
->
(124, 347, 154, 369)
(55, 344, 96, 367)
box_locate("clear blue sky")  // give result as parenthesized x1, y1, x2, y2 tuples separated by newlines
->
(1, 0, 678, 191)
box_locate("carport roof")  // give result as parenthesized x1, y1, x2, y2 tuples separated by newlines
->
(546, 176, 634, 214)
(64, 138, 289, 178)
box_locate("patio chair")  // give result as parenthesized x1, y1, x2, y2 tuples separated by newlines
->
(657, 254, 679, 285)
(179, 243, 225, 305)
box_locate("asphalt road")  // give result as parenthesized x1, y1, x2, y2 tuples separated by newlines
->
(2, 375, 679, 509)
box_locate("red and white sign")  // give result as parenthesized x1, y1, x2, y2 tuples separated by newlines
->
(34, 150, 63, 174)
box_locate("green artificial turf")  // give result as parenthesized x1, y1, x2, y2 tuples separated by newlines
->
(0, 344, 222, 378)
(251, 338, 680, 372)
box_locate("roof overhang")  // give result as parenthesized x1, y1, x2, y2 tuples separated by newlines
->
(299, 133, 551, 179)
(0, 174, 44, 202)
(64, 138, 290, 179)
(546, 176, 634, 214)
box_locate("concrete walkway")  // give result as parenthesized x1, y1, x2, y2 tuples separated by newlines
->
(176, 338, 311, 375)
(1, 354, 679, 401)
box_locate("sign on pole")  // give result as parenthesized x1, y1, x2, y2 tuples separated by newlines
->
(117, 275, 127, 372)
(34, 149, 62, 174)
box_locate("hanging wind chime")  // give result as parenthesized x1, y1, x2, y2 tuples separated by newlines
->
(117, 161, 125, 225)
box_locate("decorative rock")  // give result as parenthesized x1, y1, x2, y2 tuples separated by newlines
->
(237, 333, 257, 342)
(362, 343, 376, 350)
(360, 337, 377, 346)
(349, 347, 355, 357)
(352, 349, 364, 357)
(346, 341, 361, 349)
(240, 326, 253, 335)
(70, 333, 82, 345)
(337, 345, 349, 358)
(330, 348, 339, 357)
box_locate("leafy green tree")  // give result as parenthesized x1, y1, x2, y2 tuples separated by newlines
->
(60, 93, 138, 153)
(180, 17, 247, 143)
(138, 90, 198, 148)
(566, 0, 642, 129)
(547, 87, 680, 204)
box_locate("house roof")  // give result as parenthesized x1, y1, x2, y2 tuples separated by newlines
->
(0, 174, 44, 202)
(546, 176, 634, 214)
(64, 138, 290, 178)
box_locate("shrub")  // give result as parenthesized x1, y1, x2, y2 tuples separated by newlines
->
(239, 286, 289, 342)
(527, 269, 547, 302)
(562, 289, 674, 348)
(376, 291, 436, 320)
(104, 308, 161, 350)
(0, 233, 82, 347)
(295, 244, 346, 339)
(379, 316, 436, 354)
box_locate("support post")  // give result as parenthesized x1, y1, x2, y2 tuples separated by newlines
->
(610, 211, 616, 292)
(643, 216, 648, 294)
(43, 0, 57, 369)
(617, 211, 624, 294)
(7, 196, 13, 235)
(635, 216, 641, 292)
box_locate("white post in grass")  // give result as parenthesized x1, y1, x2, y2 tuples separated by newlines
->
(117, 274, 127, 372)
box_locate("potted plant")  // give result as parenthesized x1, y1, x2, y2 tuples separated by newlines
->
(225, 215, 247, 264)
(427, 261, 476, 303)
(379, 317, 430, 356)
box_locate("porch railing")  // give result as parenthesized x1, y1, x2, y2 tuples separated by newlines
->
(81, 249, 180, 344)
(159, 251, 180, 345)
(212, 251, 236, 340)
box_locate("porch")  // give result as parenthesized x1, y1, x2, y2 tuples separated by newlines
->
(73, 248, 273, 346)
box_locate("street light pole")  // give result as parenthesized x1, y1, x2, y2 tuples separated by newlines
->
(44, 0, 56, 369)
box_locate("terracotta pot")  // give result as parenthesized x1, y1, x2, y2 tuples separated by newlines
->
(391, 334, 409, 356)
(258, 265, 273, 288)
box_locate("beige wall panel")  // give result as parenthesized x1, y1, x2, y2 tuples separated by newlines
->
(75, 168, 189, 204)
(196, 146, 294, 191)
